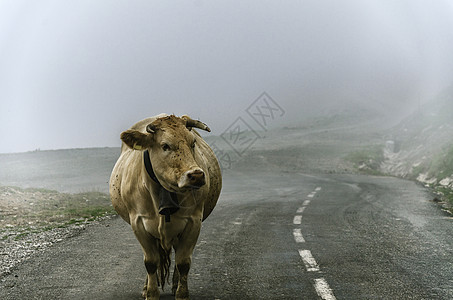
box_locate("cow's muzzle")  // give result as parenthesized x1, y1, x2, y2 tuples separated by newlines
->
(178, 168, 206, 189)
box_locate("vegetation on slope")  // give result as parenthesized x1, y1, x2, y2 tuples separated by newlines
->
(0, 186, 115, 241)
(345, 145, 385, 176)
(379, 85, 453, 213)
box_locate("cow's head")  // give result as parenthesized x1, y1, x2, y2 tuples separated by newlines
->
(120, 115, 210, 192)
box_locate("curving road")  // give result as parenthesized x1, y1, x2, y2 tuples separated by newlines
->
(1, 170, 453, 299)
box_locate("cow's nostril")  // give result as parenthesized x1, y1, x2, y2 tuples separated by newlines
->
(179, 169, 205, 189)
(189, 171, 203, 181)
(187, 170, 205, 186)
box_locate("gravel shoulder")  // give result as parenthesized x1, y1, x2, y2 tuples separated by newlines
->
(0, 186, 114, 278)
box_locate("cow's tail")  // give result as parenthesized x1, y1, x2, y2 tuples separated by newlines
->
(158, 244, 171, 291)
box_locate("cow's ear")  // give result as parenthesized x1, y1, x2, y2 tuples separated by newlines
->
(120, 130, 153, 150)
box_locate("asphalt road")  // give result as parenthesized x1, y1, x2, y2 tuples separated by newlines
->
(1, 170, 452, 299)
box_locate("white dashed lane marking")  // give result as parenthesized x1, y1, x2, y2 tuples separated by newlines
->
(298, 249, 320, 272)
(293, 228, 305, 243)
(314, 278, 337, 300)
(296, 206, 305, 213)
(293, 186, 336, 299)
(232, 217, 242, 225)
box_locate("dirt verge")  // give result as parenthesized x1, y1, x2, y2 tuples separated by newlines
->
(0, 186, 115, 278)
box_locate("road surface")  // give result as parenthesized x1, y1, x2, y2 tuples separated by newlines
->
(1, 170, 452, 299)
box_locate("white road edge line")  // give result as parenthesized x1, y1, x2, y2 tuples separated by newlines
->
(293, 215, 302, 225)
(303, 200, 311, 206)
(296, 206, 306, 213)
(307, 193, 315, 198)
(298, 249, 320, 272)
(293, 228, 305, 243)
(315, 187, 322, 191)
(314, 278, 336, 300)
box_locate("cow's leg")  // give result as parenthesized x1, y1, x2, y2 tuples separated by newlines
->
(173, 219, 201, 300)
(132, 217, 160, 300)
(142, 277, 148, 298)
(172, 264, 179, 295)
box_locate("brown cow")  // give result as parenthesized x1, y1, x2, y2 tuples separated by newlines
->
(109, 114, 222, 300)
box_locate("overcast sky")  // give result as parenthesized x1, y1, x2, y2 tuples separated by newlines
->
(1, 0, 453, 153)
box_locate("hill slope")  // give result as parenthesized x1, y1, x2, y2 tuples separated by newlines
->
(381, 85, 453, 185)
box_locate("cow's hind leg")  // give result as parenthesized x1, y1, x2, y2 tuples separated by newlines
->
(132, 217, 160, 300)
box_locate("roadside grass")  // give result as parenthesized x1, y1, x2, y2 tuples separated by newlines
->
(406, 144, 453, 181)
(425, 145, 453, 180)
(344, 144, 453, 214)
(409, 145, 453, 214)
(432, 186, 453, 215)
(345, 145, 386, 176)
(0, 186, 116, 241)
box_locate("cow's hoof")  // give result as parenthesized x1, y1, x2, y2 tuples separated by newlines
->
(142, 286, 147, 298)
(175, 289, 189, 300)
(143, 288, 159, 300)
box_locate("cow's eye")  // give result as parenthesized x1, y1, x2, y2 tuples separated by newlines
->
(162, 143, 170, 151)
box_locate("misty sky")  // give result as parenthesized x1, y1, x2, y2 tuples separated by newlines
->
(1, 0, 453, 153)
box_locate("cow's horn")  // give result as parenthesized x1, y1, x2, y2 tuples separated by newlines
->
(182, 115, 211, 132)
(146, 124, 157, 133)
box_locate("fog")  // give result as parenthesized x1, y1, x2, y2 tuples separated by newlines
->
(1, 0, 453, 153)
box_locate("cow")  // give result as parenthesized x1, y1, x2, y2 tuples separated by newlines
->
(109, 114, 222, 300)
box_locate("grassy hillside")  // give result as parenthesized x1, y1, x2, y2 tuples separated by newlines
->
(379, 85, 453, 212)
(0, 148, 119, 240)
(0, 186, 115, 241)
(382, 85, 453, 181)
(205, 107, 387, 175)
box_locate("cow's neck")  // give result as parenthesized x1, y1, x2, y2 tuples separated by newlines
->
(144, 150, 179, 222)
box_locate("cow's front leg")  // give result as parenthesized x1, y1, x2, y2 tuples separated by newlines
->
(132, 216, 160, 300)
(173, 218, 201, 300)
(172, 264, 179, 295)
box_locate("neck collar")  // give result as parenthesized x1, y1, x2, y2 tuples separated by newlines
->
(143, 150, 159, 183)
(143, 150, 179, 222)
